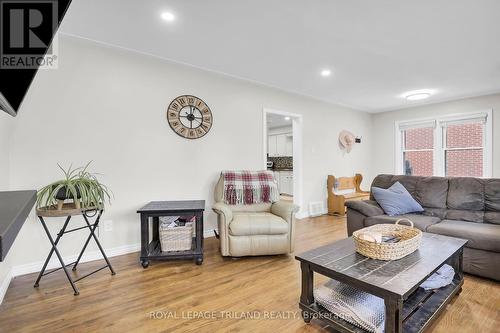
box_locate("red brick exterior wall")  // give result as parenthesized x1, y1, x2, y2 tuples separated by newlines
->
(446, 123, 483, 177)
(403, 123, 484, 177)
(404, 151, 433, 176)
(403, 127, 433, 176)
(446, 150, 483, 177)
(405, 127, 434, 150)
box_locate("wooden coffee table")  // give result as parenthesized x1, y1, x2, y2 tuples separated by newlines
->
(295, 233, 467, 333)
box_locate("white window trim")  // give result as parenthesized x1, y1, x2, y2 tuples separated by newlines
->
(394, 110, 493, 177)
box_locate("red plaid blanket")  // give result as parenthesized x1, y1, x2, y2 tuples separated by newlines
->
(222, 170, 279, 205)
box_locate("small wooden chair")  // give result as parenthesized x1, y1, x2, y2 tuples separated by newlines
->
(327, 174, 370, 216)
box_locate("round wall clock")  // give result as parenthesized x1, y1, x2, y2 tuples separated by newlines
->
(166, 95, 213, 139)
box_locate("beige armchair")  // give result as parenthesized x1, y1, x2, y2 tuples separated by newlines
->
(212, 174, 298, 257)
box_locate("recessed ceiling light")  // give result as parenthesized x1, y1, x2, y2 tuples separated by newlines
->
(403, 89, 435, 101)
(161, 12, 175, 22)
(284, 116, 291, 121)
(320, 69, 331, 77)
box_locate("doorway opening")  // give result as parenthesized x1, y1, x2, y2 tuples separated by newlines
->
(263, 108, 303, 218)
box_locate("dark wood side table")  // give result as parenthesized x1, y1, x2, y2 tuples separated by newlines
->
(295, 233, 467, 333)
(137, 200, 205, 268)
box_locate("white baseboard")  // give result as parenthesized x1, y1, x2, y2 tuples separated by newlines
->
(296, 209, 328, 219)
(204, 228, 216, 238)
(0, 243, 139, 305)
(12, 229, 216, 277)
(0, 229, 217, 305)
(0, 267, 13, 306)
(11, 243, 141, 277)
(296, 211, 309, 219)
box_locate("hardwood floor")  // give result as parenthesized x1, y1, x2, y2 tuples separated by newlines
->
(0, 215, 498, 333)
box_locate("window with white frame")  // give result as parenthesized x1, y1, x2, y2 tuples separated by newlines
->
(399, 121, 436, 176)
(395, 111, 492, 177)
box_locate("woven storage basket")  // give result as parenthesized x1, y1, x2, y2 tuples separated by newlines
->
(159, 222, 193, 252)
(352, 219, 422, 260)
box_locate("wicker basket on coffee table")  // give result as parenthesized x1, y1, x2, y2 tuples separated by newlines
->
(352, 218, 422, 260)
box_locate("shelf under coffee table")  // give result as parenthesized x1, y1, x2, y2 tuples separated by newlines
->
(295, 233, 467, 333)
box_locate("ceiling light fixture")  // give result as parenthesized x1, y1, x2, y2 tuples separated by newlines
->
(320, 69, 331, 77)
(403, 89, 434, 101)
(161, 12, 175, 22)
(284, 116, 291, 121)
(406, 93, 431, 101)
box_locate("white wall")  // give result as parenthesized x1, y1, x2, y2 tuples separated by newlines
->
(0, 113, 11, 190)
(371, 93, 500, 177)
(0, 112, 13, 303)
(4, 36, 373, 268)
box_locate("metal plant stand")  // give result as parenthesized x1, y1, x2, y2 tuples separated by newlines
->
(34, 204, 115, 295)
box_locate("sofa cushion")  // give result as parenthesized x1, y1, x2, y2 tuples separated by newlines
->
(422, 208, 447, 219)
(345, 200, 384, 217)
(447, 177, 484, 211)
(484, 212, 500, 225)
(391, 175, 420, 198)
(485, 179, 500, 212)
(229, 212, 288, 236)
(369, 175, 421, 201)
(372, 182, 424, 216)
(415, 177, 448, 209)
(427, 220, 500, 252)
(369, 174, 394, 200)
(446, 209, 484, 223)
(364, 214, 441, 232)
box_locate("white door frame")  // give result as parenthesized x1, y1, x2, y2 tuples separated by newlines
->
(263, 108, 304, 218)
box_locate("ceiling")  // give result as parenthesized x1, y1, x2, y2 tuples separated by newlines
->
(60, 0, 500, 113)
(267, 113, 293, 129)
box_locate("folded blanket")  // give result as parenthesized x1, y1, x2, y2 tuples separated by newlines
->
(420, 264, 455, 290)
(222, 170, 278, 205)
(314, 280, 385, 333)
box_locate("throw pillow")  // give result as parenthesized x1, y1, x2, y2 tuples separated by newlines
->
(371, 181, 424, 216)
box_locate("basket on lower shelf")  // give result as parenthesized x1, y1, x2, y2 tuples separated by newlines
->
(159, 221, 193, 252)
(352, 218, 422, 260)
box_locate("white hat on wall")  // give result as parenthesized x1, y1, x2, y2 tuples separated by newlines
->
(339, 130, 356, 153)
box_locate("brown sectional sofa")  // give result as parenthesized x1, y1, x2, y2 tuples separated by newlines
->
(346, 174, 500, 281)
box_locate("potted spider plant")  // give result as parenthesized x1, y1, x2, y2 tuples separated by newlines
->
(37, 162, 112, 211)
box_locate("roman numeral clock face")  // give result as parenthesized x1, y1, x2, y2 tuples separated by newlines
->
(166, 95, 213, 139)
